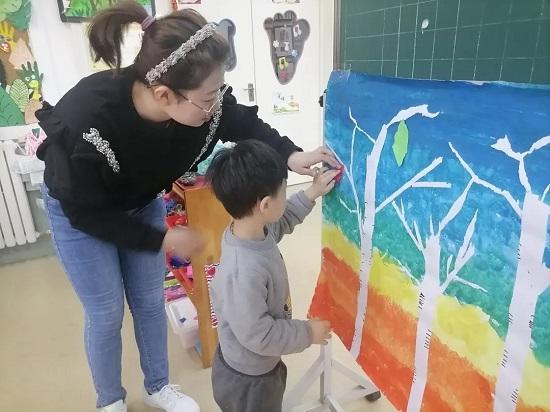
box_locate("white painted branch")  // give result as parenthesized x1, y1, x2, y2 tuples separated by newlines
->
(392, 201, 423, 251)
(349, 106, 375, 144)
(375, 157, 444, 213)
(449, 143, 522, 217)
(339, 197, 358, 214)
(411, 181, 452, 188)
(491, 135, 550, 196)
(386, 104, 439, 127)
(543, 266, 550, 290)
(491, 136, 522, 160)
(446, 255, 453, 278)
(518, 158, 532, 194)
(326, 143, 363, 233)
(441, 211, 478, 292)
(525, 135, 550, 156)
(455, 276, 488, 293)
(349, 109, 358, 186)
(396, 259, 419, 286)
(491, 136, 531, 192)
(542, 184, 550, 203)
(438, 179, 474, 234)
(413, 220, 424, 250)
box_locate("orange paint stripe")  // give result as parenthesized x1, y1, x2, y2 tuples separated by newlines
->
(309, 248, 501, 411)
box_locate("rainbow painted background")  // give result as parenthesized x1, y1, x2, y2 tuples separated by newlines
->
(309, 72, 550, 411)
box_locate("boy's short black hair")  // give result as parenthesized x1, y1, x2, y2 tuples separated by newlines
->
(206, 140, 288, 219)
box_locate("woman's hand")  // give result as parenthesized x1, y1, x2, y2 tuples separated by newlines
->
(162, 227, 206, 259)
(287, 146, 339, 177)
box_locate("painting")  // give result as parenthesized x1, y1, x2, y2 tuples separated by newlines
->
(309, 71, 550, 411)
(57, 0, 155, 22)
(264, 11, 309, 85)
(0, 0, 43, 126)
(272, 90, 299, 114)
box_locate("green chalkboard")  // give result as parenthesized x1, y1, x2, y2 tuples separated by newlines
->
(338, 0, 550, 84)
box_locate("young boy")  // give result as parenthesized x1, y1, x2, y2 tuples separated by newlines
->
(206, 140, 339, 412)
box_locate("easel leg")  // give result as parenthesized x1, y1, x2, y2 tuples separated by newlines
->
(320, 341, 332, 401)
(283, 334, 381, 412)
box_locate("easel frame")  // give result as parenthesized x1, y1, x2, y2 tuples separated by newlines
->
(282, 337, 380, 412)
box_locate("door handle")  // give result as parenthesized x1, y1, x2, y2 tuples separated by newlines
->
(242, 83, 255, 102)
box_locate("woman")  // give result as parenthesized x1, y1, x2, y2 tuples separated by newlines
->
(37, 2, 337, 411)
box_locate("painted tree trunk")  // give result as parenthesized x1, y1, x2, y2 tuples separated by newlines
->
(407, 236, 441, 412)
(349, 106, 438, 358)
(493, 193, 550, 411)
(350, 139, 385, 358)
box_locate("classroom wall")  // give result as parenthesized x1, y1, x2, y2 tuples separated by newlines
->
(0, 0, 172, 141)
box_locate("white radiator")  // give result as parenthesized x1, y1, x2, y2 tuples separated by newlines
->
(0, 141, 38, 249)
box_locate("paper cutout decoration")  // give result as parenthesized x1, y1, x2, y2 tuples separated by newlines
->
(0, 1, 43, 126)
(8, 37, 34, 68)
(0, 0, 23, 22)
(264, 11, 309, 85)
(272, 91, 299, 114)
(217, 19, 236, 72)
(392, 120, 409, 166)
(309, 71, 550, 412)
(57, 0, 155, 22)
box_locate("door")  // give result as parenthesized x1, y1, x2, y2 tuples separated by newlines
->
(175, 0, 257, 107)
(175, 0, 324, 185)
(251, 1, 322, 185)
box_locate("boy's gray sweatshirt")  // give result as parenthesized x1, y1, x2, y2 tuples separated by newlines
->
(210, 191, 315, 375)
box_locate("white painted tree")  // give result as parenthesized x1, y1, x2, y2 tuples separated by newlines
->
(327, 104, 441, 358)
(390, 176, 485, 412)
(449, 136, 550, 412)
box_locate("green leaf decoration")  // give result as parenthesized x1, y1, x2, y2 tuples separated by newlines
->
(6, 0, 31, 30)
(8, 79, 29, 112)
(0, 87, 25, 126)
(392, 120, 409, 167)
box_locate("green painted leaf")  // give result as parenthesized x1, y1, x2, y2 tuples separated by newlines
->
(6, 0, 31, 30)
(392, 120, 409, 167)
(0, 87, 25, 126)
(8, 79, 29, 112)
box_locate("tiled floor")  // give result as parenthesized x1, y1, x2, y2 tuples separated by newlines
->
(0, 187, 395, 412)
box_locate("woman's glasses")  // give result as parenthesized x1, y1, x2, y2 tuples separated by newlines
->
(178, 84, 230, 114)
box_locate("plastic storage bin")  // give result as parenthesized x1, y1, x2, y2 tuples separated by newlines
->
(165, 297, 199, 349)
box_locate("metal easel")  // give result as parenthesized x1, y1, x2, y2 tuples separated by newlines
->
(282, 336, 381, 412)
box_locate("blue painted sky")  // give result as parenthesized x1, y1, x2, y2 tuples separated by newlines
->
(323, 71, 550, 365)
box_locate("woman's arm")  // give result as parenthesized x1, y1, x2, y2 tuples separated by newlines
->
(218, 89, 339, 174)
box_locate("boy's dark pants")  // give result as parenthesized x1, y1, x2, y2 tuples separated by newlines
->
(212, 346, 287, 412)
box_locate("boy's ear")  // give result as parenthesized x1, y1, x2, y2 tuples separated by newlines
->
(258, 196, 271, 215)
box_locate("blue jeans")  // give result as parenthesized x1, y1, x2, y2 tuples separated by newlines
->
(42, 186, 169, 408)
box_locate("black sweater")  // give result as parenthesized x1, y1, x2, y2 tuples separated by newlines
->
(37, 67, 301, 251)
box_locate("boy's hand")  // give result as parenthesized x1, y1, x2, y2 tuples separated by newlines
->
(309, 319, 331, 345)
(162, 227, 206, 259)
(304, 168, 340, 201)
